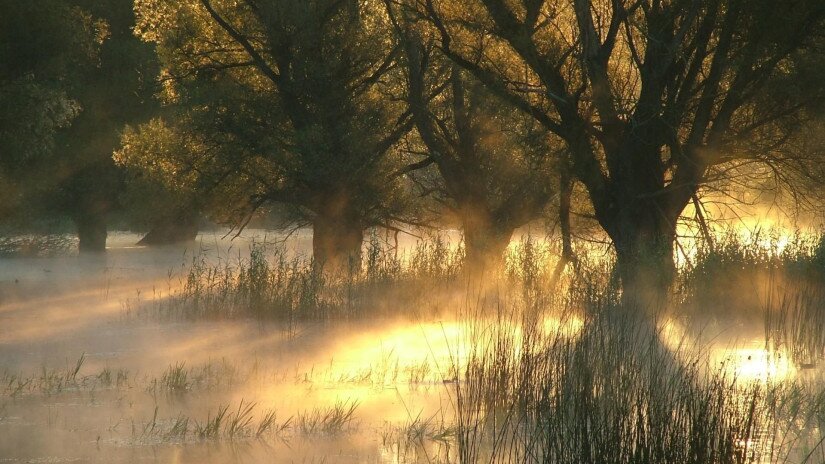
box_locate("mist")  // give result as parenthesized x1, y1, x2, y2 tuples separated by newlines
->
(2, 225, 823, 462)
(4, 0, 825, 462)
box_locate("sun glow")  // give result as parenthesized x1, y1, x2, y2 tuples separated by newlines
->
(659, 318, 796, 382)
(540, 314, 585, 339)
(321, 321, 466, 384)
(714, 346, 796, 382)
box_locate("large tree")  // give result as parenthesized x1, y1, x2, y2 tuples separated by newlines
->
(412, 0, 825, 306)
(53, 0, 161, 252)
(0, 0, 164, 252)
(397, 26, 557, 267)
(0, 0, 103, 223)
(126, 0, 412, 268)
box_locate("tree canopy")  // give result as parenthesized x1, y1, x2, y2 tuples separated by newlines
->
(122, 0, 415, 266)
(405, 0, 825, 303)
(397, 23, 558, 265)
(0, 0, 106, 220)
(2, 0, 825, 296)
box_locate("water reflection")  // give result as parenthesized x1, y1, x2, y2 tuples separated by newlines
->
(718, 346, 796, 382)
(660, 317, 799, 384)
(0, 229, 822, 463)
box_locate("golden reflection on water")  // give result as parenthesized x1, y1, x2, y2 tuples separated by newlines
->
(2, 229, 820, 463)
(300, 314, 587, 389)
(326, 316, 582, 366)
(327, 321, 466, 372)
(715, 346, 796, 382)
(246, 315, 589, 421)
(660, 318, 797, 382)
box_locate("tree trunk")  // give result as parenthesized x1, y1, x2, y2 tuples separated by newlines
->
(591, 145, 684, 313)
(312, 206, 364, 274)
(461, 209, 513, 272)
(76, 211, 107, 253)
(550, 167, 576, 287)
(137, 210, 198, 246)
(610, 219, 677, 314)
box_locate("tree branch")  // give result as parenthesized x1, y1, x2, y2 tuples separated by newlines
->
(199, 0, 281, 85)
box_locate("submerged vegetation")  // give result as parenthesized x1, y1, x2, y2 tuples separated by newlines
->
(59, 231, 817, 462)
(142, 234, 465, 321)
(3, 0, 825, 462)
(3, 223, 825, 460)
(450, 303, 825, 464)
(3, 231, 825, 461)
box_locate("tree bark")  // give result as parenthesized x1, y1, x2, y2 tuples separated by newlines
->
(593, 145, 684, 313)
(550, 169, 576, 287)
(462, 219, 513, 271)
(311, 202, 364, 274)
(609, 216, 677, 314)
(76, 211, 107, 253)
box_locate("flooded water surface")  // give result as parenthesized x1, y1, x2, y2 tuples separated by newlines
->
(1, 230, 824, 463)
(0, 231, 474, 463)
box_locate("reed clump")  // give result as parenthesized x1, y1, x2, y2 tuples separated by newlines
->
(150, 233, 468, 322)
(681, 231, 825, 365)
(122, 230, 825, 461)
(442, 300, 825, 464)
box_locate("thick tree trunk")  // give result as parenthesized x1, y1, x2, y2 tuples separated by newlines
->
(76, 211, 107, 253)
(460, 208, 513, 272)
(611, 219, 677, 314)
(464, 226, 513, 271)
(137, 210, 198, 246)
(69, 162, 116, 254)
(591, 145, 684, 313)
(311, 206, 364, 274)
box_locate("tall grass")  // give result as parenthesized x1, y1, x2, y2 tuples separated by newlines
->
(132, 400, 351, 444)
(442, 299, 825, 464)
(140, 228, 825, 368)
(681, 231, 825, 365)
(125, 228, 825, 461)
(148, 233, 467, 322)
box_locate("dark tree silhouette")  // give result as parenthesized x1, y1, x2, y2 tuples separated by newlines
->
(412, 0, 825, 307)
(397, 28, 556, 267)
(0, 0, 101, 223)
(126, 0, 413, 269)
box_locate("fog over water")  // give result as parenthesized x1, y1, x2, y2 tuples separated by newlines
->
(0, 230, 468, 462)
(0, 229, 822, 463)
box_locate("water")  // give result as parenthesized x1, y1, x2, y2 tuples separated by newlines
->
(0, 230, 821, 463)
(0, 230, 463, 463)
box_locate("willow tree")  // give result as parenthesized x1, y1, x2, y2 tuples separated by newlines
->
(128, 0, 411, 268)
(395, 26, 556, 267)
(414, 0, 825, 306)
(0, 0, 103, 224)
(47, 0, 162, 252)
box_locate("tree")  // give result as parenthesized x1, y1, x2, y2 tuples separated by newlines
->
(49, 0, 163, 252)
(0, 0, 103, 222)
(115, 119, 204, 245)
(395, 23, 556, 267)
(127, 0, 413, 269)
(413, 0, 825, 307)
(0, 0, 165, 252)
